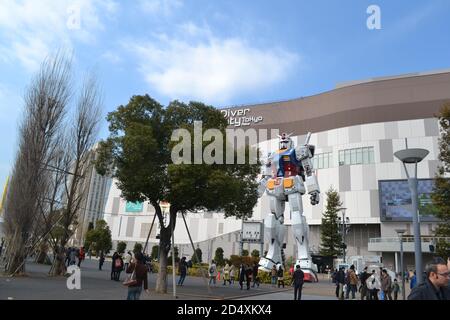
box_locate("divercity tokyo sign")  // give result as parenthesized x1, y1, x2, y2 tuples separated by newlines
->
(221, 108, 263, 127)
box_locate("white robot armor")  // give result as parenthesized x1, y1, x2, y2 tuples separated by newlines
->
(258, 132, 320, 282)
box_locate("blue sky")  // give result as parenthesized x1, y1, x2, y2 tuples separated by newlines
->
(1, 0, 450, 191)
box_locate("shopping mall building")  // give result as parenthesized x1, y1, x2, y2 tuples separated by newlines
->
(104, 70, 450, 273)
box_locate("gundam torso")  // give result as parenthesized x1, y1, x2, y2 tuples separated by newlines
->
(266, 148, 306, 199)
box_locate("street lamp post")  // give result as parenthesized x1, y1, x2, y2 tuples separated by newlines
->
(394, 146, 428, 285)
(395, 229, 406, 300)
(338, 208, 349, 264)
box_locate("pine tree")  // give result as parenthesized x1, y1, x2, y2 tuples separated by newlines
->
(432, 103, 450, 258)
(319, 187, 343, 257)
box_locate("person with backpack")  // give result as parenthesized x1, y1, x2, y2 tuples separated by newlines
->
(208, 260, 217, 286)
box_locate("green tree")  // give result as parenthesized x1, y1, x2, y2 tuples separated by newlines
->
(95, 95, 260, 293)
(87, 222, 94, 231)
(432, 103, 450, 258)
(117, 241, 127, 254)
(319, 187, 343, 258)
(133, 243, 143, 255)
(191, 247, 203, 264)
(242, 249, 249, 256)
(214, 247, 225, 266)
(251, 249, 260, 258)
(84, 220, 112, 256)
(151, 245, 159, 260)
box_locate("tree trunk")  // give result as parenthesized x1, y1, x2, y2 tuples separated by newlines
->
(35, 242, 49, 264)
(49, 245, 67, 276)
(6, 230, 26, 275)
(155, 228, 171, 293)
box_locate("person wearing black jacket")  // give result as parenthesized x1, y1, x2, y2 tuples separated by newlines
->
(408, 257, 450, 300)
(293, 265, 305, 300)
(335, 267, 345, 300)
(358, 267, 369, 300)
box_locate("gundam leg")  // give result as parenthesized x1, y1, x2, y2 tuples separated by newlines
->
(259, 195, 286, 272)
(289, 192, 318, 282)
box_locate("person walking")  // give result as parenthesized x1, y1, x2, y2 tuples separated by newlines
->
(69, 247, 77, 266)
(277, 265, 285, 288)
(115, 253, 124, 281)
(223, 262, 231, 285)
(245, 264, 252, 290)
(239, 264, 246, 290)
(99, 251, 105, 270)
(229, 264, 235, 284)
(345, 265, 358, 300)
(293, 265, 304, 300)
(408, 257, 450, 300)
(271, 265, 278, 287)
(208, 260, 217, 286)
(381, 269, 393, 300)
(124, 251, 132, 272)
(392, 279, 400, 300)
(252, 262, 259, 288)
(178, 257, 188, 286)
(335, 267, 345, 300)
(125, 252, 149, 300)
(366, 269, 381, 300)
(77, 247, 85, 268)
(359, 267, 369, 300)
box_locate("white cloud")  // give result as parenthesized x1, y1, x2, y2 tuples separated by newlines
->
(0, 0, 119, 72)
(127, 24, 299, 104)
(139, 0, 182, 16)
(101, 50, 122, 64)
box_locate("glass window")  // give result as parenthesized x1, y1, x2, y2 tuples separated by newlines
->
(345, 150, 351, 165)
(329, 153, 333, 168)
(318, 154, 324, 169)
(356, 148, 362, 164)
(369, 147, 375, 164)
(324, 153, 329, 168)
(339, 150, 344, 166)
(350, 149, 357, 165)
(363, 147, 369, 164)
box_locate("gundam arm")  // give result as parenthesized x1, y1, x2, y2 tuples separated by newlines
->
(295, 143, 320, 205)
(257, 152, 272, 197)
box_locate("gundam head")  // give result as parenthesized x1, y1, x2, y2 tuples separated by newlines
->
(278, 133, 293, 150)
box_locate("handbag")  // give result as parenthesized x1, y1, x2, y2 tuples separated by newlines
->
(123, 267, 137, 287)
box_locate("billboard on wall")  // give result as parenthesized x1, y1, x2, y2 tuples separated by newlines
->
(378, 179, 443, 222)
(125, 201, 143, 213)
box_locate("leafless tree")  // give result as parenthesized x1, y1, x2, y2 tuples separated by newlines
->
(3, 52, 102, 276)
(49, 75, 102, 276)
(3, 53, 72, 274)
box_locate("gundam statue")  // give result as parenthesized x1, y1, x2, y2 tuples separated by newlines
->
(258, 132, 320, 281)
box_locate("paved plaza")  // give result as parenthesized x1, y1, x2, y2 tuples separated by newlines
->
(0, 258, 353, 300)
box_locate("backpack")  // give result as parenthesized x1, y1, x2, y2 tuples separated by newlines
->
(115, 259, 122, 268)
(209, 266, 214, 274)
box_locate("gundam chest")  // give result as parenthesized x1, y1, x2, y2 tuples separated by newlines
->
(271, 149, 300, 178)
(267, 150, 305, 197)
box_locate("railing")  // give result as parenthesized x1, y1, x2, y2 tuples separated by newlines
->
(369, 237, 450, 243)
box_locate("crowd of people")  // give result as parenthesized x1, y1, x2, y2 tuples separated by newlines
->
(64, 247, 85, 268)
(330, 256, 450, 300)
